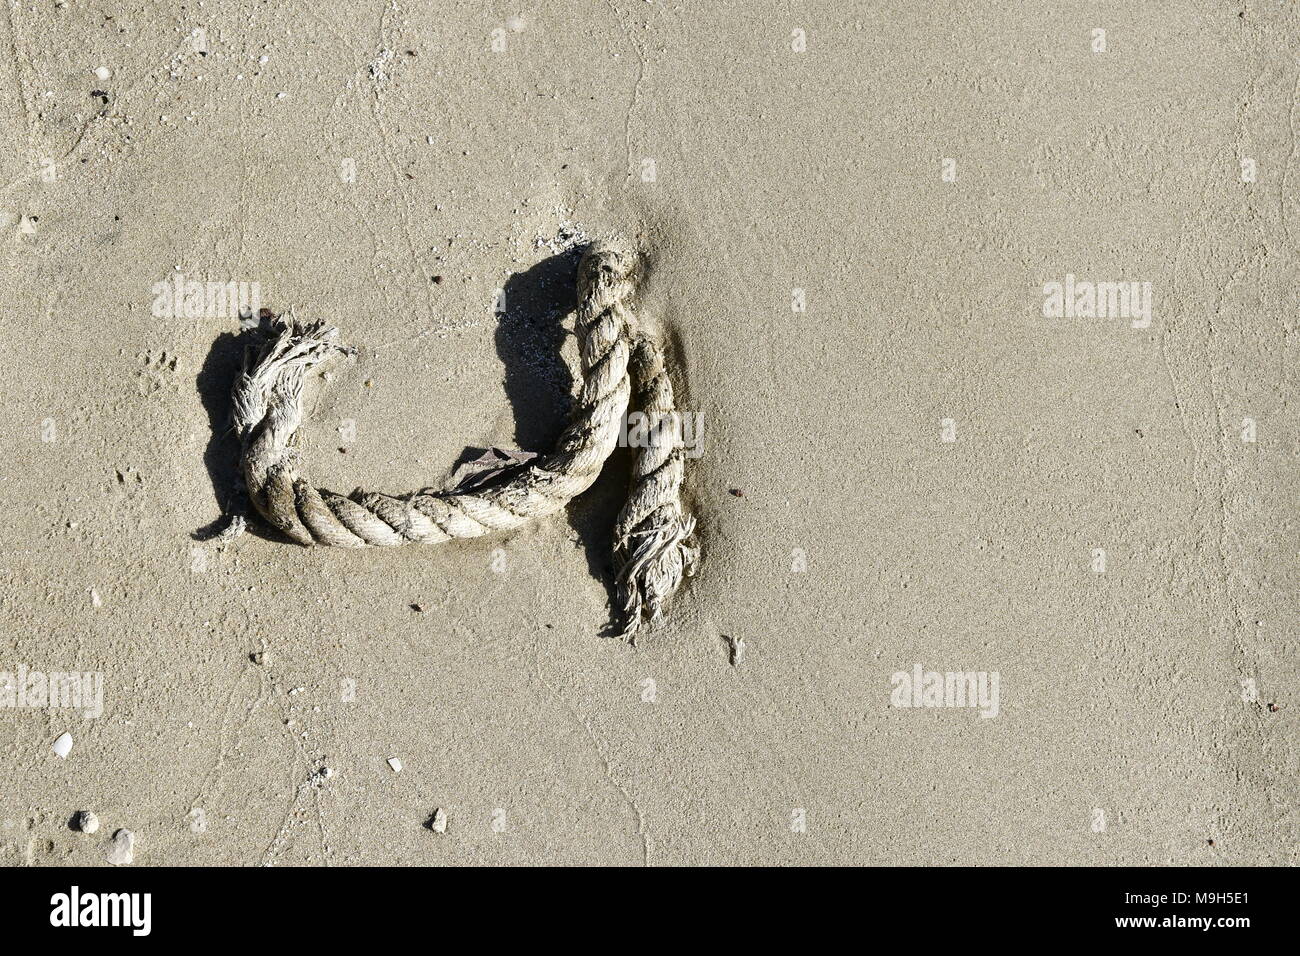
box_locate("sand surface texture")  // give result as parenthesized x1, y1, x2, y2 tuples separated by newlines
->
(1, 1, 1296, 865)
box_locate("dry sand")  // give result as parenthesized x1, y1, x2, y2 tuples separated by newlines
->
(1, 1, 1296, 866)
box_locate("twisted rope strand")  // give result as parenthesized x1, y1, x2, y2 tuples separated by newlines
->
(615, 335, 699, 634)
(224, 241, 695, 634)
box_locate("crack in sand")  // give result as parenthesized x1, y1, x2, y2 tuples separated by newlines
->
(604, 0, 649, 183)
(530, 634, 651, 866)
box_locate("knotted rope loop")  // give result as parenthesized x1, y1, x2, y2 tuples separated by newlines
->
(224, 241, 696, 635)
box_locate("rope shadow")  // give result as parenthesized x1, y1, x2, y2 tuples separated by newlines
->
(495, 247, 627, 628)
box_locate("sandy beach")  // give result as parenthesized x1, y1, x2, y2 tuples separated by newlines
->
(1, 0, 1296, 866)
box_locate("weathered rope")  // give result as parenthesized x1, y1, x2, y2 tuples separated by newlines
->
(220, 242, 696, 635)
(614, 336, 698, 634)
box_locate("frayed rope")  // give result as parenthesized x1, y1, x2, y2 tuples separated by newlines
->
(217, 243, 697, 636)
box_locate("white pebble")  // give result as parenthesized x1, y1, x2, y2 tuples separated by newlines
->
(107, 828, 135, 865)
(428, 808, 447, 833)
(74, 810, 99, 833)
(387, 757, 402, 772)
(93, 66, 111, 81)
(52, 732, 73, 759)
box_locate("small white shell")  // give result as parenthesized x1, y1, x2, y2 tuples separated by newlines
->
(107, 828, 135, 866)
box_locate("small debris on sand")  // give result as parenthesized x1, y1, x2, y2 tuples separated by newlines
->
(724, 634, 745, 665)
(52, 732, 73, 759)
(426, 808, 448, 833)
(107, 828, 135, 865)
(387, 757, 403, 773)
(73, 810, 100, 833)
(309, 766, 333, 788)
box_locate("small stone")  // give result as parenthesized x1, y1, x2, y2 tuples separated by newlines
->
(387, 757, 402, 772)
(250, 650, 271, 665)
(52, 732, 73, 759)
(93, 66, 111, 81)
(410, 603, 424, 612)
(107, 828, 134, 865)
(73, 810, 99, 834)
(426, 808, 448, 833)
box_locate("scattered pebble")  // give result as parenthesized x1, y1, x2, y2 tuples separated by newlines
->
(250, 650, 271, 665)
(410, 603, 424, 612)
(93, 65, 111, 81)
(107, 828, 134, 865)
(728, 489, 744, 498)
(52, 732, 73, 759)
(426, 808, 448, 833)
(73, 810, 99, 834)
(387, 757, 403, 773)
